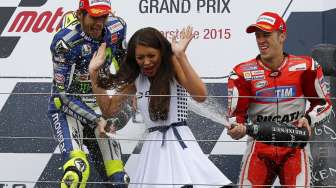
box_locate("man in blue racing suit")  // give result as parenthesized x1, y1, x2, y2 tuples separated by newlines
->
(47, 0, 131, 187)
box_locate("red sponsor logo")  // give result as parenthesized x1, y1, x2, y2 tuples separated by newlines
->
(8, 7, 64, 33)
(111, 33, 118, 43)
(55, 73, 65, 83)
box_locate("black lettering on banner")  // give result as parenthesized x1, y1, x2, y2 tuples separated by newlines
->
(139, 0, 191, 13)
(197, 0, 230, 13)
(13, 185, 26, 188)
(221, 0, 230, 13)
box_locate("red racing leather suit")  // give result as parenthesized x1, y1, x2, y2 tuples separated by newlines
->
(228, 54, 332, 187)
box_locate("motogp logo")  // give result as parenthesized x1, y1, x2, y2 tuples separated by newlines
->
(0, 0, 65, 58)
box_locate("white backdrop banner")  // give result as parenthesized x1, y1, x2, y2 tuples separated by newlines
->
(1, 1, 336, 187)
(0, 0, 335, 78)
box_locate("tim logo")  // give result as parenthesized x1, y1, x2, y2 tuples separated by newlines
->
(0, 0, 65, 58)
(256, 86, 296, 102)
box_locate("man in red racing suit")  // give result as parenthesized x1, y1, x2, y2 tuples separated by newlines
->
(227, 12, 332, 188)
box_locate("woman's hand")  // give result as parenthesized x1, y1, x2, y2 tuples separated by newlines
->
(96, 117, 108, 138)
(89, 43, 107, 75)
(171, 26, 194, 56)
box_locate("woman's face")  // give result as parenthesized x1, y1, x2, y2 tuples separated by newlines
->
(135, 44, 161, 77)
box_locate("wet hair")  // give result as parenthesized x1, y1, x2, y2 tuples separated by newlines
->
(107, 27, 175, 121)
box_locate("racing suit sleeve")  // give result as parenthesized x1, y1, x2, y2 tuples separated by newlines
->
(114, 16, 127, 64)
(98, 17, 133, 125)
(302, 58, 333, 127)
(227, 69, 252, 124)
(50, 35, 101, 127)
(98, 16, 127, 89)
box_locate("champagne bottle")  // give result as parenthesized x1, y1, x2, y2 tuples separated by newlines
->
(245, 121, 309, 148)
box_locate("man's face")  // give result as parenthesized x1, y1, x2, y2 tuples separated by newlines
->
(78, 11, 108, 40)
(255, 29, 286, 60)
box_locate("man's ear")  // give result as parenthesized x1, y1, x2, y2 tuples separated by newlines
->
(76, 10, 83, 20)
(280, 32, 287, 43)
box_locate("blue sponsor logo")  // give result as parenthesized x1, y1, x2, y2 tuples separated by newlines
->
(255, 86, 296, 102)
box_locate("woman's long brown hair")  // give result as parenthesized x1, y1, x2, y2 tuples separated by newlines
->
(102, 27, 175, 121)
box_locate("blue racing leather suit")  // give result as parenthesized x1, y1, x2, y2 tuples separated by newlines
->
(47, 12, 129, 187)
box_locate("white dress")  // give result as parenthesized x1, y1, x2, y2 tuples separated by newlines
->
(128, 75, 231, 188)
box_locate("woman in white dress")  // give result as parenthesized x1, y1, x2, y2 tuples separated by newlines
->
(89, 26, 231, 188)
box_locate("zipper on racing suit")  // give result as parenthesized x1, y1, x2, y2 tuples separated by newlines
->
(270, 70, 281, 162)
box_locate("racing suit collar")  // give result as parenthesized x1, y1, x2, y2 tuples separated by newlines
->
(76, 24, 108, 44)
(256, 52, 289, 71)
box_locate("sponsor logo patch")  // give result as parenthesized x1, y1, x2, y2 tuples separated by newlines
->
(90, 8, 106, 15)
(81, 44, 92, 56)
(252, 75, 265, 80)
(243, 71, 252, 79)
(255, 86, 296, 102)
(289, 63, 306, 71)
(111, 33, 118, 44)
(257, 15, 276, 25)
(244, 71, 265, 80)
(55, 40, 69, 53)
(108, 22, 123, 33)
(241, 63, 258, 71)
(55, 73, 65, 83)
(89, 0, 111, 6)
(255, 80, 267, 89)
(251, 70, 264, 75)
